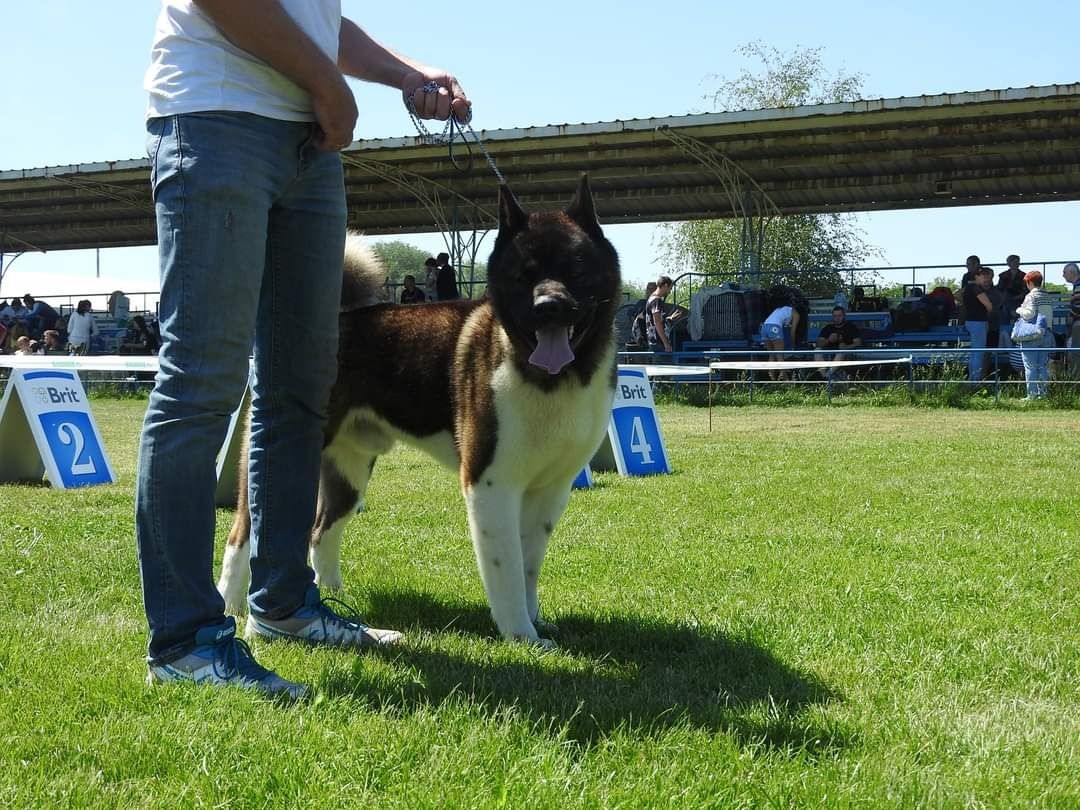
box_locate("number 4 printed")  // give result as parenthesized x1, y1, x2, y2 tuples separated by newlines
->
(629, 416, 654, 464)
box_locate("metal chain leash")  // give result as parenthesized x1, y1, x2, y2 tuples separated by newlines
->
(404, 81, 505, 183)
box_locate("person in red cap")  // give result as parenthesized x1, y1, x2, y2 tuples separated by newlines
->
(1015, 270, 1055, 399)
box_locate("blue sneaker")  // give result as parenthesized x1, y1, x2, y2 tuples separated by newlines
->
(245, 586, 402, 650)
(147, 617, 309, 701)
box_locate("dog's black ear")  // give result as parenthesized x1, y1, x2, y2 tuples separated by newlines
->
(565, 173, 601, 235)
(498, 183, 529, 236)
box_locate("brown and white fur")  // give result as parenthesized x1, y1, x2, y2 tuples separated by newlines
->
(218, 175, 622, 645)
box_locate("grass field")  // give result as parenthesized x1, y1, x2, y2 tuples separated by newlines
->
(1, 397, 1077, 808)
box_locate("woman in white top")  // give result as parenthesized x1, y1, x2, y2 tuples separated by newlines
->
(66, 299, 98, 356)
(1015, 271, 1055, 399)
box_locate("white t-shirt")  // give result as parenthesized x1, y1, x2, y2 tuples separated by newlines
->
(764, 306, 794, 328)
(67, 310, 98, 347)
(144, 0, 342, 122)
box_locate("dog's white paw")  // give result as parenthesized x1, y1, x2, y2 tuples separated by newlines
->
(310, 546, 344, 592)
(314, 572, 344, 592)
(511, 632, 558, 650)
(218, 549, 250, 616)
(533, 617, 560, 637)
(219, 581, 248, 616)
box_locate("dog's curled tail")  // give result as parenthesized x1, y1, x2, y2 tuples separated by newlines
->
(341, 231, 388, 311)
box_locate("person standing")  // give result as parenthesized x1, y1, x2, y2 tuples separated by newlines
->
(762, 301, 800, 378)
(962, 267, 994, 382)
(1015, 271, 1055, 400)
(1064, 262, 1080, 377)
(421, 256, 439, 301)
(434, 251, 460, 300)
(66, 299, 99, 355)
(22, 295, 60, 338)
(646, 276, 674, 353)
(996, 255, 1028, 375)
(959, 254, 982, 293)
(137, 0, 471, 699)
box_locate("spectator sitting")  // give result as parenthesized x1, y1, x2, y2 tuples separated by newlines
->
(815, 306, 862, 379)
(399, 274, 426, 304)
(0, 298, 15, 325)
(13, 335, 32, 356)
(66, 299, 99, 356)
(22, 295, 60, 338)
(927, 285, 957, 318)
(422, 256, 438, 301)
(42, 329, 66, 354)
(1064, 262, 1080, 378)
(129, 315, 162, 354)
(435, 252, 460, 300)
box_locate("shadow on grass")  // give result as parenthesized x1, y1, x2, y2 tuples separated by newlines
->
(323, 588, 851, 755)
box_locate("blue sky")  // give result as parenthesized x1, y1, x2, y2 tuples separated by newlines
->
(2, 0, 1078, 300)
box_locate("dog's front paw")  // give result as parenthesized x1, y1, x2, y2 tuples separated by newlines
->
(511, 631, 558, 650)
(219, 581, 248, 617)
(310, 549, 344, 592)
(314, 572, 344, 592)
(533, 616, 560, 637)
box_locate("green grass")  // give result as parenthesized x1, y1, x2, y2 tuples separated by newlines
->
(1, 399, 1077, 808)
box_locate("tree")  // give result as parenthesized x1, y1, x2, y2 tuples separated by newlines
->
(659, 43, 878, 296)
(371, 241, 432, 285)
(371, 240, 490, 298)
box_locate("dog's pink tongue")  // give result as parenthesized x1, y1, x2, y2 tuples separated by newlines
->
(529, 327, 575, 375)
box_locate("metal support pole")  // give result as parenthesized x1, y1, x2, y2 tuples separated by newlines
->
(708, 368, 714, 432)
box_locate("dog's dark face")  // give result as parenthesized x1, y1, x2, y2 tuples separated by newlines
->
(486, 175, 621, 381)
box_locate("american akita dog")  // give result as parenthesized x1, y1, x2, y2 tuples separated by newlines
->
(218, 175, 621, 645)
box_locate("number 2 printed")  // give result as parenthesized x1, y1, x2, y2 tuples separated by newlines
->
(58, 421, 98, 476)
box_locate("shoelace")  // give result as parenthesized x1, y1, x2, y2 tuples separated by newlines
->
(316, 596, 372, 636)
(214, 637, 270, 683)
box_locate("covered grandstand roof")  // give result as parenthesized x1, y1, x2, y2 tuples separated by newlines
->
(2, 83, 1080, 252)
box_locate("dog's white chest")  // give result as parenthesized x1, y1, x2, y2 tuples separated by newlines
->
(488, 356, 614, 487)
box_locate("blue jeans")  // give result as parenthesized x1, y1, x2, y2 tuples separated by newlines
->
(966, 320, 988, 382)
(1021, 335, 1053, 398)
(136, 112, 346, 663)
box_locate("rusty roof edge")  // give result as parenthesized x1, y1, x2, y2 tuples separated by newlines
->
(4, 82, 1079, 179)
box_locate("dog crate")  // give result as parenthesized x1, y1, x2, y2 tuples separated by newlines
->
(696, 287, 764, 341)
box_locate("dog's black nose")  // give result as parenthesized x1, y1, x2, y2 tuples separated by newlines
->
(533, 295, 571, 321)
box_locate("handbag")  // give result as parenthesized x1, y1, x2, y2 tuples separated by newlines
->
(1011, 313, 1049, 344)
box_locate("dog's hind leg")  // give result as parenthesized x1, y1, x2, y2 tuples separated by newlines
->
(465, 482, 545, 644)
(519, 484, 572, 640)
(310, 456, 371, 591)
